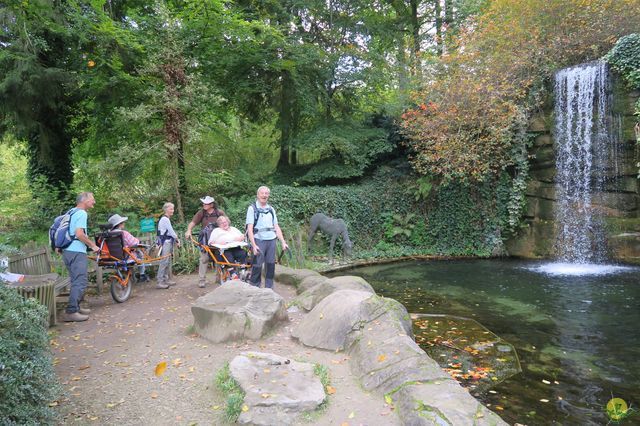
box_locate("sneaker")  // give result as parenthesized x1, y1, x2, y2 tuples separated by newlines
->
(64, 312, 89, 322)
(156, 283, 169, 289)
(166, 280, 177, 286)
(198, 281, 206, 288)
(79, 307, 91, 315)
(138, 274, 150, 282)
(230, 273, 239, 280)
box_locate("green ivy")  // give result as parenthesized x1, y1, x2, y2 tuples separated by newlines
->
(605, 33, 640, 90)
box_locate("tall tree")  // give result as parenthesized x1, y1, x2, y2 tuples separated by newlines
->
(0, 1, 77, 197)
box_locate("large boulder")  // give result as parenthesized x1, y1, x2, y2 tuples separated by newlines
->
(274, 265, 322, 290)
(291, 290, 374, 350)
(295, 275, 375, 311)
(191, 281, 287, 343)
(296, 275, 329, 294)
(391, 381, 507, 426)
(229, 352, 326, 425)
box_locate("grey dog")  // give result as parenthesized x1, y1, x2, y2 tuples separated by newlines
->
(308, 213, 353, 261)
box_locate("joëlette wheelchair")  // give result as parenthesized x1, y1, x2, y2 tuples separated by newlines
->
(191, 236, 253, 285)
(90, 225, 170, 302)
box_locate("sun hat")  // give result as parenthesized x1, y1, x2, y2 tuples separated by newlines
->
(200, 195, 215, 204)
(108, 214, 128, 229)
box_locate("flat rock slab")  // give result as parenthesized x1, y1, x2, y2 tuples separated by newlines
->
(230, 352, 326, 425)
(191, 281, 288, 343)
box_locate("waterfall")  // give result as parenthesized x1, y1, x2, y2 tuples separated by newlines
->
(553, 61, 621, 264)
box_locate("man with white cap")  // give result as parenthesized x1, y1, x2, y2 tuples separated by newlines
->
(185, 195, 225, 287)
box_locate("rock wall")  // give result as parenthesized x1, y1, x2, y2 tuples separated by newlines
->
(506, 75, 640, 263)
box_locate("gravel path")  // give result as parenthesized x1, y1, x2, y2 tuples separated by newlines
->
(52, 274, 400, 425)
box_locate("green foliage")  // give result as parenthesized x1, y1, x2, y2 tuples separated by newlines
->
(295, 121, 393, 184)
(605, 34, 640, 90)
(215, 363, 245, 423)
(384, 213, 417, 242)
(0, 283, 59, 425)
(269, 167, 416, 250)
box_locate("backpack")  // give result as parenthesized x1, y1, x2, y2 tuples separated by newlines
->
(49, 208, 79, 251)
(156, 215, 175, 246)
(197, 222, 216, 252)
(248, 202, 275, 233)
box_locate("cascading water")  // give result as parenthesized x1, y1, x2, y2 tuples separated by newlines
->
(552, 61, 621, 265)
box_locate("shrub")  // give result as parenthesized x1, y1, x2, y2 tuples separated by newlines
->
(0, 283, 59, 425)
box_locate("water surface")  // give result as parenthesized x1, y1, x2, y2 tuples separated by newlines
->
(333, 259, 640, 425)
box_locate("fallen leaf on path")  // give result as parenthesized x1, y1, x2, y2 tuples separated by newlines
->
(154, 361, 167, 376)
(150, 392, 158, 399)
(242, 405, 249, 412)
(377, 354, 387, 363)
(348, 411, 355, 418)
(326, 385, 336, 395)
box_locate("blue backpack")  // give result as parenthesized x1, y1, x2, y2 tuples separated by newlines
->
(49, 208, 79, 250)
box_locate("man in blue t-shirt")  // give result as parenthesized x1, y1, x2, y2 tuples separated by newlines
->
(62, 192, 100, 322)
(246, 186, 288, 289)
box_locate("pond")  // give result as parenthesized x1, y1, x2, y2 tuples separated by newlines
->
(330, 259, 640, 425)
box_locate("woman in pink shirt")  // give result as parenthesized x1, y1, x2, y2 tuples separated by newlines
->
(108, 214, 148, 281)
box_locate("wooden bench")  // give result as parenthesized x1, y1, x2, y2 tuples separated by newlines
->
(7, 247, 70, 326)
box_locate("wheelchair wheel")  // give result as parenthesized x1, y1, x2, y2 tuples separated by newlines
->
(109, 270, 132, 303)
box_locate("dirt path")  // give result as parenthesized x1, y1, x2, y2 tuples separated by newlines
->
(52, 274, 400, 426)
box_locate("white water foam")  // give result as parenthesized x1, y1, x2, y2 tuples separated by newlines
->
(527, 262, 634, 276)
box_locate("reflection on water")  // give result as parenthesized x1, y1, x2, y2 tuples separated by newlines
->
(331, 259, 640, 425)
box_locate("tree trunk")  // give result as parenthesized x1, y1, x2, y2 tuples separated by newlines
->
(161, 57, 187, 222)
(277, 70, 295, 171)
(409, 0, 422, 78)
(435, 0, 443, 55)
(444, 0, 453, 51)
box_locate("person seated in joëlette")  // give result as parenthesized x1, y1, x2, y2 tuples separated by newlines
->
(108, 214, 149, 281)
(208, 216, 247, 279)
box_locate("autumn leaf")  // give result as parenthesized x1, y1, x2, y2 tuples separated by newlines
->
(348, 411, 355, 419)
(154, 361, 167, 377)
(326, 385, 336, 395)
(377, 354, 387, 363)
(242, 405, 249, 412)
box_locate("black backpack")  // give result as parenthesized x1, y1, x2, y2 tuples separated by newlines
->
(197, 222, 216, 252)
